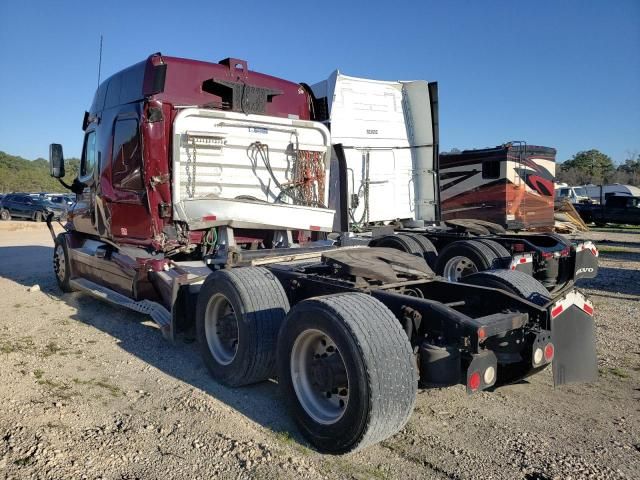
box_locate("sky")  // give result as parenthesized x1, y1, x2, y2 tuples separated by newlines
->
(0, 0, 638, 165)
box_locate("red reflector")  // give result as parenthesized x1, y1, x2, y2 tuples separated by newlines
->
(551, 304, 564, 318)
(519, 257, 528, 264)
(202, 215, 217, 222)
(544, 343, 554, 362)
(541, 251, 553, 259)
(477, 327, 486, 342)
(583, 303, 594, 316)
(309, 225, 321, 231)
(590, 247, 598, 257)
(468, 371, 481, 391)
(513, 243, 525, 252)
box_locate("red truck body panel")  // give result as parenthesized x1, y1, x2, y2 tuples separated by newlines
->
(72, 54, 312, 251)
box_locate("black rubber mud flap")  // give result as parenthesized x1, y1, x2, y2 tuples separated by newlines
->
(551, 305, 598, 386)
(573, 242, 599, 280)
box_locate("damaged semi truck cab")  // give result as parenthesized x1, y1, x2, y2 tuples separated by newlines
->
(49, 54, 598, 454)
(308, 72, 599, 291)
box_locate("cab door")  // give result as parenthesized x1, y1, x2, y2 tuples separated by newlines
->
(107, 116, 154, 243)
(70, 130, 99, 236)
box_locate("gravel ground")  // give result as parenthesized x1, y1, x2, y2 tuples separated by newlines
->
(0, 223, 638, 479)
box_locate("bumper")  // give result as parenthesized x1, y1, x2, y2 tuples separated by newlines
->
(463, 288, 597, 392)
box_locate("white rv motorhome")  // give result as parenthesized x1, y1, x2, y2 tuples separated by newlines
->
(580, 184, 640, 203)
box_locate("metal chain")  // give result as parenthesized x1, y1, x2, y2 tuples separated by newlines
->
(185, 137, 197, 198)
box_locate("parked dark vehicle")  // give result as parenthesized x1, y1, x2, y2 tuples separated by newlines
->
(575, 195, 640, 226)
(49, 194, 75, 207)
(0, 193, 67, 221)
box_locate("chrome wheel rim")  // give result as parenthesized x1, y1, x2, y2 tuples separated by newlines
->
(443, 255, 478, 281)
(204, 293, 239, 365)
(290, 329, 349, 425)
(54, 245, 66, 282)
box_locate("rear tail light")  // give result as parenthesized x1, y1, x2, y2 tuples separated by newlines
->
(544, 343, 554, 362)
(466, 352, 498, 394)
(483, 366, 496, 385)
(533, 347, 544, 365)
(541, 251, 554, 259)
(468, 371, 481, 392)
(513, 243, 525, 253)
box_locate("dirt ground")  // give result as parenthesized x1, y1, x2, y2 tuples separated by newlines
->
(0, 222, 638, 480)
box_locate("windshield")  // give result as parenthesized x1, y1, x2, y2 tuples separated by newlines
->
(574, 187, 587, 197)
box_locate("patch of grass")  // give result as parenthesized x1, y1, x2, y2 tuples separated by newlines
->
(0, 336, 36, 355)
(14, 456, 35, 466)
(37, 378, 70, 390)
(323, 459, 389, 480)
(41, 341, 63, 357)
(597, 245, 635, 254)
(33, 369, 44, 379)
(609, 367, 629, 379)
(72, 377, 122, 397)
(272, 430, 311, 456)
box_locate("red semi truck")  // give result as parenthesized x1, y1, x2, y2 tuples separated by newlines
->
(47, 53, 597, 453)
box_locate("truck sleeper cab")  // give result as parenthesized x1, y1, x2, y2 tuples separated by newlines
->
(48, 53, 598, 454)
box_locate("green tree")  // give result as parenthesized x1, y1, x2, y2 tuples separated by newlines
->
(560, 149, 615, 184)
(0, 151, 80, 193)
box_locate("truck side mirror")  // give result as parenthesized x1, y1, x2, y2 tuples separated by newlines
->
(49, 144, 65, 178)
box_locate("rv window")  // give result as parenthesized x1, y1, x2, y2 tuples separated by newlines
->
(112, 119, 144, 191)
(559, 188, 569, 196)
(80, 131, 97, 177)
(482, 161, 500, 179)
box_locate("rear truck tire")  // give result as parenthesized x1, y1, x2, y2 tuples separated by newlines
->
(277, 293, 418, 454)
(53, 234, 73, 292)
(369, 234, 429, 261)
(475, 239, 512, 268)
(403, 234, 438, 268)
(434, 239, 500, 282)
(0, 209, 11, 221)
(461, 269, 551, 306)
(196, 267, 290, 387)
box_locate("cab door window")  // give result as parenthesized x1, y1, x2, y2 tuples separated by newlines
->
(80, 131, 97, 178)
(112, 119, 144, 191)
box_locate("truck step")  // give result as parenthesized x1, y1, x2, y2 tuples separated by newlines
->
(69, 278, 171, 334)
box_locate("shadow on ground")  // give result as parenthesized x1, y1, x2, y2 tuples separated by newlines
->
(577, 264, 640, 297)
(0, 245, 302, 445)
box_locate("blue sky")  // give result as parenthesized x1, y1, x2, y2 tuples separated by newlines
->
(0, 0, 638, 164)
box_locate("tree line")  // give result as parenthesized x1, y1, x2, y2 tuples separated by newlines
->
(556, 149, 640, 186)
(2, 147, 639, 194)
(0, 151, 80, 193)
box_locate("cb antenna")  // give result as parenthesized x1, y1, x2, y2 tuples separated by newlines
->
(97, 34, 103, 88)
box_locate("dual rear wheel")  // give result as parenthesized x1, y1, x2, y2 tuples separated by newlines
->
(196, 268, 417, 453)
